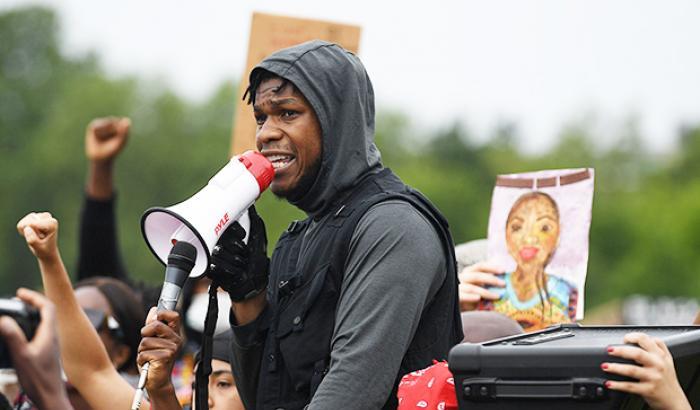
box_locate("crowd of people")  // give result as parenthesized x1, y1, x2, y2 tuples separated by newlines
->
(0, 40, 696, 410)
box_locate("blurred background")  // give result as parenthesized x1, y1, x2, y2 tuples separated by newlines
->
(0, 1, 698, 322)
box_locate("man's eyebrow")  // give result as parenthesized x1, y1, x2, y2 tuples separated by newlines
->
(253, 97, 298, 111)
(536, 215, 556, 221)
(270, 97, 297, 106)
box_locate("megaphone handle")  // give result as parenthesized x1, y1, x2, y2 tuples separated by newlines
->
(131, 362, 150, 410)
(239, 209, 251, 244)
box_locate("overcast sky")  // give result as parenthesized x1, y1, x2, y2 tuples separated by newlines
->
(3, 0, 699, 153)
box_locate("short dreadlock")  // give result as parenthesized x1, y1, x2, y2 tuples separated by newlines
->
(242, 68, 295, 105)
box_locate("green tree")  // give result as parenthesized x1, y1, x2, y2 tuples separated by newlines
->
(1, 6, 697, 312)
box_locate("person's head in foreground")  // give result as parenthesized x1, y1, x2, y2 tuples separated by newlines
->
(245, 40, 381, 215)
(460, 311, 523, 343)
(74, 276, 143, 377)
(192, 332, 244, 410)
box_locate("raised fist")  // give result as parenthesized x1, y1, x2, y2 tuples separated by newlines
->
(16, 212, 59, 261)
(85, 117, 131, 163)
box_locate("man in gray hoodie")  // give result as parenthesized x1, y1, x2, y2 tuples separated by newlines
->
(208, 40, 462, 410)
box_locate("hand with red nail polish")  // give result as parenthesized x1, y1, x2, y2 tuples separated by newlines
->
(601, 332, 691, 410)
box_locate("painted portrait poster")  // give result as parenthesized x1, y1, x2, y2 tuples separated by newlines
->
(479, 168, 594, 332)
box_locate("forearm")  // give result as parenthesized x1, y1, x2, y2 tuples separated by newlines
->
(147, 384, 182, 410)
(76, 195, 127, 281)
(33, 391, 74, 410)
(667, 397, 692, 410)
(37, 254, 118, 385)
(230, 338, 264, 410)
(86, 160, 114, 200)
(231, 292, 267, 325)
(230, 302, 271, 410)
(80, 368, 143, 410)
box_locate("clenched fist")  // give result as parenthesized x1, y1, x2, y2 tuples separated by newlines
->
(85, 117, 131, 163)
(16, 212, 59, 261)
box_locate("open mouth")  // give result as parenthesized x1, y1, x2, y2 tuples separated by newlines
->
(519, 246, 539, 261)
(266, 154, 295, 171)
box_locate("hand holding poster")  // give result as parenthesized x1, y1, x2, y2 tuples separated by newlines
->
(479, 168, 594, 332)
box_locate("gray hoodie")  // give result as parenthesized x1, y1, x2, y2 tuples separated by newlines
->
(249, 40, 382, 216)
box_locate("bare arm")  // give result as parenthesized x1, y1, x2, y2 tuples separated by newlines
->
(16, 212, 146, 410)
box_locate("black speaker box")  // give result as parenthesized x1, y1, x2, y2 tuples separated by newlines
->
(448, 324, 700, 409)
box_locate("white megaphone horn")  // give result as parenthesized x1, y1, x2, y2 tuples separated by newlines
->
(141, 150, 274, 278)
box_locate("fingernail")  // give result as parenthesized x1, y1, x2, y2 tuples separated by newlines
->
(601, 363, 608, 370)
(607, 347, 614, 353)
(604, 381, 611, 388)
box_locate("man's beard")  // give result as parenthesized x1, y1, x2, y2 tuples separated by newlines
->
(273, 156, 322, 203)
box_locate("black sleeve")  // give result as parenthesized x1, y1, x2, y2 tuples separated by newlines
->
(76, 194, 129, 282)
(229, 304, 272, 410)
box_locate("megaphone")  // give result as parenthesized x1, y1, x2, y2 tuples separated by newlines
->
(141, 150, 274, 278)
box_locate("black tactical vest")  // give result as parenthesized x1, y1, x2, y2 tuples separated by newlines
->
(256, 169, 462, 410)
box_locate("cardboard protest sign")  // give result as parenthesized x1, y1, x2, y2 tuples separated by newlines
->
(479, 168, 594, 332)
(230, 12, 361, 155)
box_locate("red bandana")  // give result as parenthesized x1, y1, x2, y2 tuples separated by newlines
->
(397, 360, 458, 410)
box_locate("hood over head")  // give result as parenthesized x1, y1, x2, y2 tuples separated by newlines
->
(246, 40, 383, 216)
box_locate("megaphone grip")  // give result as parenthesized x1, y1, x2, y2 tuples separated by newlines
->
(131, 362, 149, 410)
(157, 282, 182, 312)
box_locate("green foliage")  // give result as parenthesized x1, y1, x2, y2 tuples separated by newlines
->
(0, 6, 698, 309)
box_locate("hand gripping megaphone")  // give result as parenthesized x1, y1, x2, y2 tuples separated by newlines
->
(141, 150, 274, 278)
